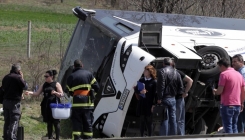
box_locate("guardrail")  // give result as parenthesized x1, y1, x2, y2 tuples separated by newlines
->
(99, 133, 245, 140)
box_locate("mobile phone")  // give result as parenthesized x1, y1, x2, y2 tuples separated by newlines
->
(211, 84, 215, 90)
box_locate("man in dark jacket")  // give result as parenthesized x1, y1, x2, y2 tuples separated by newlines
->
(1, 63, 27, 140)
(157, 57, 183, 136)
(66, 59, 100, 140)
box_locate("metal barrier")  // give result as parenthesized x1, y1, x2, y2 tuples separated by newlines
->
(99, 133, 245, 140)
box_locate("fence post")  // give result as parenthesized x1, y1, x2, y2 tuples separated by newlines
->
(27, 21, 31, 58)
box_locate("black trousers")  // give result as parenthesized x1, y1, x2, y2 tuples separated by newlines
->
(140, 115, 153, 137)
(47, 119, 60, 139)
(71, 109, 93, 140)
(2, 99, 21, 140)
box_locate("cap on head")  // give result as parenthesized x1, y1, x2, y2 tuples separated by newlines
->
(74, 59, 83, 68)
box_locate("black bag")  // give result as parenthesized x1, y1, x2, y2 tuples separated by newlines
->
(0, 86, 4, 104)
(17, 125, 24, 140)
(152, 105, 167, 120)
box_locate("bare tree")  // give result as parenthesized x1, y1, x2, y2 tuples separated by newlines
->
(125, 0, 197, 13)
(120, 0, 245, 18)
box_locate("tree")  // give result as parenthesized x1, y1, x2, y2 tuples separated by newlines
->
(120, 0, 245, 18)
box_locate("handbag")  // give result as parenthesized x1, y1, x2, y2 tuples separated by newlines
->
(17, 125, 24, 140)
(152, 104, 167, 120)
(50, 97, 72, 119)
(0, 86, 5, 104)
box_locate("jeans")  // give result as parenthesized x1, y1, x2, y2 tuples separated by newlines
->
(220, 105, 240, 133)
(159, 97, 177, 136)
(176, 98, 185, 135)
(237, 102, 245, 133)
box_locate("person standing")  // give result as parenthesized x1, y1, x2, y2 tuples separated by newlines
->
(171, 60, 193, 135)
(134, 65, 157, 137)
(25, 70, 64, 140)
(66, 59, 100, 140)
(166, 59, 191, 136)
(1, 64, 28, 140)
(232, 54, 245, 133)
(157, 57, 183, 136)
(213, 58, 245, 133)
(175, 70, 192, 135)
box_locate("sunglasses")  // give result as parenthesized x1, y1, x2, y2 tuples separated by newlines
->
(44, 75, 50, 78)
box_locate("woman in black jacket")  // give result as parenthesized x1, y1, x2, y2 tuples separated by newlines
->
(25, 70, 64, 140)
(135, 65, 157, 137)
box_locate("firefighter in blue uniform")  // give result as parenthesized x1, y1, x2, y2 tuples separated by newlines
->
(66, 59, 100, 140)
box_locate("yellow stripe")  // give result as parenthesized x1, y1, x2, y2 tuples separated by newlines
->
(66, 85, 71, 91)
(72, 103, 94, 107)
(72, 131, 81, 135)
(70, 84, 91, 92)
(84, 132, 93, 136)
(72, 131, 81, 140)
(90, 78, 96, 85)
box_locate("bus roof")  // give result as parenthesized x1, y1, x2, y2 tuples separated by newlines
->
(94, 9, 245, 31)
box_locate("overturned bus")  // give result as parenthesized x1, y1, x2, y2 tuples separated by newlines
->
(57, 6, 245, 138)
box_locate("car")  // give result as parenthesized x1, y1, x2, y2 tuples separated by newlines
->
(57, 6, 245, 138)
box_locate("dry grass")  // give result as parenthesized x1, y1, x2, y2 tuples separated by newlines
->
(0, 97, 74, 140)
(0, 0, 96, 139)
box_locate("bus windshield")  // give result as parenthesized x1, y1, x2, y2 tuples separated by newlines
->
(58, 19, 117, 83)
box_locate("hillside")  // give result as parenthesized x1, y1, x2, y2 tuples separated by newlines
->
(0, 0, 104, 139)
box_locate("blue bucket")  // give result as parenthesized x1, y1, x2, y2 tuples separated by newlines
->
(50, 103, 72, 108)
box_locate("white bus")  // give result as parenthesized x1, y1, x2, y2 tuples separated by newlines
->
(57, 7, 245, 138)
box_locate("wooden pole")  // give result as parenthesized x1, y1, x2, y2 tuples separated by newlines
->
(27, 21, 31, 58)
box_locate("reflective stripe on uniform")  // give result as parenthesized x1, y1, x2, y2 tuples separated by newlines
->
(84, 132, 93, 136)
(90, 78, 96, 85)
(72, 131, 82, 140)
(72, 103, 94, 107)
(70, 84, 91, 92)
(66, 85, 71, 91)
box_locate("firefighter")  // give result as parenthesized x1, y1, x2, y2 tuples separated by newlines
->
(66, 59, 100, 140)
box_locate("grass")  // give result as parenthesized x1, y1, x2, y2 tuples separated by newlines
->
(0, 0, 103, 139)
(0, 99, 48, 139)
(0, 97, 73, 140)
(0, 0, 78, 84)
(0, 8, 76, 25)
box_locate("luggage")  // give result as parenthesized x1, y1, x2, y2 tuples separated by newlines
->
(152, 104, 167, 120)
(0, 86, 4, 104)
(17, 125, 24, 140)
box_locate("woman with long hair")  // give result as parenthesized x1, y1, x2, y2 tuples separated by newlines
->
(135, 64, 157, 137)
(25, 70, 64, 140)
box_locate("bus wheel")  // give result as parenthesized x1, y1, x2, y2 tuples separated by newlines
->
(192, 118, 207, 134)
(197, 46, 230, 82)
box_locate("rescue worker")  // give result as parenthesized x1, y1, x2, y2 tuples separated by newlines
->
(66, 59, 100, 140)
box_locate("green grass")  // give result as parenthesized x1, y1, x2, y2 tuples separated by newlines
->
(0, 0, 112, 139)
(0, 1, 90, 139)
(0, 98, 73, 140)
(0, 99, 48, 139)
(0, 9, 76, 25)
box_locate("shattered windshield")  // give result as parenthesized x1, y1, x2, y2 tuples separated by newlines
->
(81, 24, 116, 74)
(58, 19, 117, 82)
